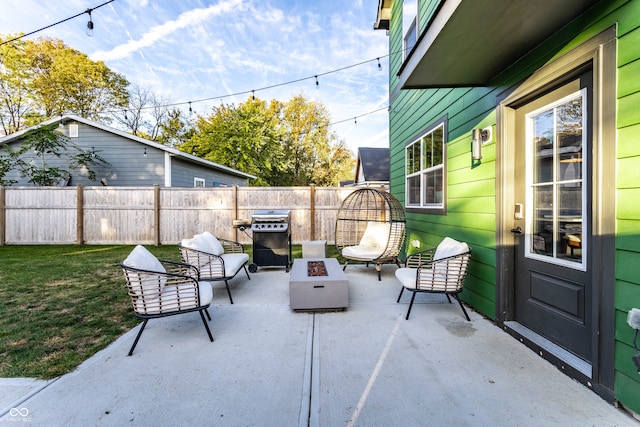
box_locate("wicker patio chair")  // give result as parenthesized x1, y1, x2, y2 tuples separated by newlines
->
(179, 231, 250, 304)
(395, 237, 472, 320)
(335, 188, 406, 280)
(121, 245, 214, 356)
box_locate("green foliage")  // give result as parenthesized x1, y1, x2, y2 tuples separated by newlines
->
(156, 108, 195, 147)
(0, 144, 18, 185)
(180, 95, 355, 186)
(26, 37, 129, 121)
(181, 98, 285, 186)
(0, 35, 130, 135)
(16, 124, 109, 186)
(0, 34, 32, 134)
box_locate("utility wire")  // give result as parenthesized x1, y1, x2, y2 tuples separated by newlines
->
(0, 0, 115, 46)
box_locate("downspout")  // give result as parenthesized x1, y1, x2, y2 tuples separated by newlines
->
(164, 152, 171, 187)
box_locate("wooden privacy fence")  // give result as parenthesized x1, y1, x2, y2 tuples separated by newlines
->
(0, 185, 361, 246)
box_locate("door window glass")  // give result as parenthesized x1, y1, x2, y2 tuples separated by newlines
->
(527, 90, 585, 268)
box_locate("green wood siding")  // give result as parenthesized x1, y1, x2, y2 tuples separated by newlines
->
(615, 1, 640, 412)
(386, 0, 640, 412)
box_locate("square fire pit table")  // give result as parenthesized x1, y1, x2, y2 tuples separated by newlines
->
(289, 258, 348, 311)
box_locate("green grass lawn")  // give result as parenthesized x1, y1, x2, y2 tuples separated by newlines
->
(0, 243, 340, 379)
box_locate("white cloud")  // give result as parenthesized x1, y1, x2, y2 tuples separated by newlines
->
(0, 0, 389, 152)
(91, 0, 244, 61)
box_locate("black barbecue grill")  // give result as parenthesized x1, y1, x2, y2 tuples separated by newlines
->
(248, 210, 292, 272)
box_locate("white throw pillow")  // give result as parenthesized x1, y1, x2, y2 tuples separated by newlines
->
(434, 237, 469, 261)
(122, 245, 167, 297)
(359, 222, 390, 249)
(200, 231, 225, 255)
(123, 245, 165, 273)
(182, 232, 224, 255)
(433, 237, 469, 278)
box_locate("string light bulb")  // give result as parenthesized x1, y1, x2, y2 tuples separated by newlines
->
(377, 58, 382, 71)
(188, 101, 193, 115)
(85, 9, 94, 36)
(315, 76, 319, 89)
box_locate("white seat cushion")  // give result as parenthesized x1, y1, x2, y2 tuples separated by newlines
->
(343, 244, 386, 260)
(135, 280, 213, 314)
(220, 253, 249, 276)
(395, 267, 418, 289)
(197, 281, 214, 305)
(396, 266, 449, 291)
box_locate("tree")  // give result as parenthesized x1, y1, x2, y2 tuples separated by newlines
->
(0, 35, 130, 133)
(114, 83, 171, 141)
(179, 95, 354, 186)
(15, 124, 109, 186)
(26, 37, 129, 121)
(180, 99, 285, 186)
(156, 108, 194, 147)
(0, 35, 32, 134)
(0, 144, 18, 185)
(275, 95, 354, 186)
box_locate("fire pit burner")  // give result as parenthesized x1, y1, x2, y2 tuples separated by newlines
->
(307, 261, 328, 277)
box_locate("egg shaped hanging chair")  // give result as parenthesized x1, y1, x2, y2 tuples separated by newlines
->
(335, 188, 406, 280)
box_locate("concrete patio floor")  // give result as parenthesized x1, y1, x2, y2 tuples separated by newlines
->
(0, 262, 637, 426)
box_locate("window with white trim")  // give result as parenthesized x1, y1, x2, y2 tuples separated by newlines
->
(405, 122, 445, 209)
(403, 0, 418, 59)
(194, 177, 205, 187)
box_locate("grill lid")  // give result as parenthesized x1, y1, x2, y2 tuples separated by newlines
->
(251, 210, 290, 232)
(251, 210, 291, 222)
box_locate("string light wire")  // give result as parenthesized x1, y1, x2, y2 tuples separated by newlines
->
(1, 4, 403, 129)
(102, 49, 401, 117)
(0, 0, 115, 46)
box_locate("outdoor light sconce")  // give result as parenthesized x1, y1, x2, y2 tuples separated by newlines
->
(628, 308, 640, 373)
(143, 148, 147, 157)
(472, 127, 492, 161)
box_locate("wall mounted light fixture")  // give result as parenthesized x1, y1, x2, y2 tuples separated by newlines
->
(628, 308, 640, 373)
(144, 148, 147, 157)
(472, 126, 492, 161)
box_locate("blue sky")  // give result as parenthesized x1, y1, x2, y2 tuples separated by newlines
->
(0, 0, 390, 153)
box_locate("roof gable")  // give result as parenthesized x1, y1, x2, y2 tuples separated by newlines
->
(356, 147, 390, 183)
(0, 114, 256, 180)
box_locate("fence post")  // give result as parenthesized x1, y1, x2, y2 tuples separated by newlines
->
(233, 185, 238, 242)
(154, 185, 161, 245)
(310, 184, 315, 241)
(0, 186, 4, 246)
(76, 185, 84, 244)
